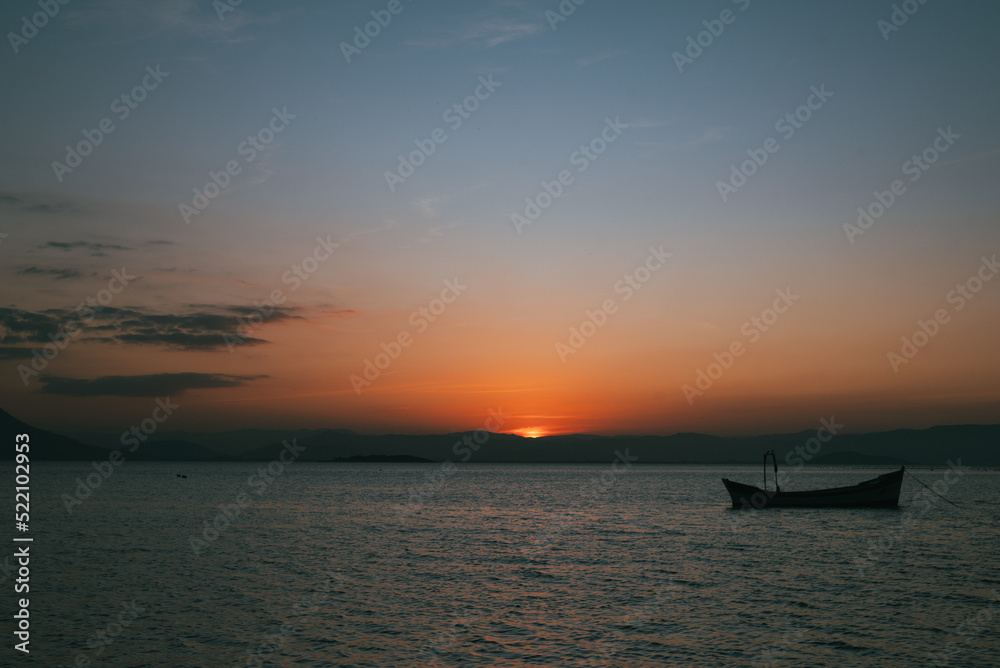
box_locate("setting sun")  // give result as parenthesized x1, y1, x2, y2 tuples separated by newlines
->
(511, 427, 549, 439)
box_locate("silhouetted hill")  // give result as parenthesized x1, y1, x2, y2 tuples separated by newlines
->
(3, 406, 997, 465)
(324, 454, 433, 463)
(808, 425, 998, 466)
(127, 439, 231, 462)
(809, 451, 920, 466)
(147, 427, 329, 456)
(1, 407, 112, 460)
(236, 424, 1000, 466)
(69, 426, 328, 456)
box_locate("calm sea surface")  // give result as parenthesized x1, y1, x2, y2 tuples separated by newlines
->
(9, 462, 1000, 667)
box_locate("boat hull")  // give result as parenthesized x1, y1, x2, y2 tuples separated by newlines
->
(722, 468, 904, 509)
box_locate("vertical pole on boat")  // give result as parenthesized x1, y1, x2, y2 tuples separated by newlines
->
(763, 450, 780, 493)
(772, 451, 780, 493)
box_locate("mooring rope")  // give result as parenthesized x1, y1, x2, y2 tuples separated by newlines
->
(905, 469, 962, 508)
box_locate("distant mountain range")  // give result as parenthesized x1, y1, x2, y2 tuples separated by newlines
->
(2, 407, 997, 465)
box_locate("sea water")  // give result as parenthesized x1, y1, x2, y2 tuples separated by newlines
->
(12, 462, 1000, 666)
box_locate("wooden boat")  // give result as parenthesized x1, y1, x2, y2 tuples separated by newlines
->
(722, 451, 904, 509)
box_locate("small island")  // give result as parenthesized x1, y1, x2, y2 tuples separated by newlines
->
(320, 454, 433, 463)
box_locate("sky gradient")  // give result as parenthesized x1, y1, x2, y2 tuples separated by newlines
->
(2, 0, 999, 439)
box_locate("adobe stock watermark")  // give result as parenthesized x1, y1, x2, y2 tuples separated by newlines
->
(886, 254, 997, 373)
(214, 0, 244, 21)
(225, 234, 339, 351)
(16, 268, 136, 385)
(556, 245, 671, 362)
(925, 590, 1000, 667)
(340, 0, 413, 63)
(510, 116, 627, 233)
(682, 287, 799, 404)
(349, 278, 467, 395)
(189, 438, 306, 556)
(749, 627, 807, 668)
(583, 578, 678, 667)
(384, 74, 501, 192)
(395, 407, 509, 520)
(62, 397, 179, 514)
(239, 572, 343, 667)
(716, 84, 833, 202)
(672, 0, 751, 74)
(522, 449, 638, 558)
(843, 126, 959, 243)
(51, 65, 170, 183)
(419, 607, 480, 663)
(7, 0, 71, 55)
(545, 0, 588, 31)
(877, 0, 931, 41)
(179, 106, 295, 224)
(60, 600, 147, 668)
(854, 458, 969, 575)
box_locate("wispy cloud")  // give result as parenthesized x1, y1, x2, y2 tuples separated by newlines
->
(16, 266, 85, 280)
(0, 304, 313, 351)
(427, 221, 465, 237)
(41, 241, 131, 256)
(415, 198, 439, 218)
(63, 0, 264, 44)
(681, 126, 730, 147)
(575, 49, 625, 67)
(314, 308, 358, 319)
(635, 126, 730, 151)
(0, 192, 85, 215)
(475, 17, 544, 48)
(406, 5, 545, 50)
(38, 372, 267, 397)
(627, 119, 671, 129)
(341, 221, 397, 244)
(0, 347, 34, 361)
(418, 220, 467, 244)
